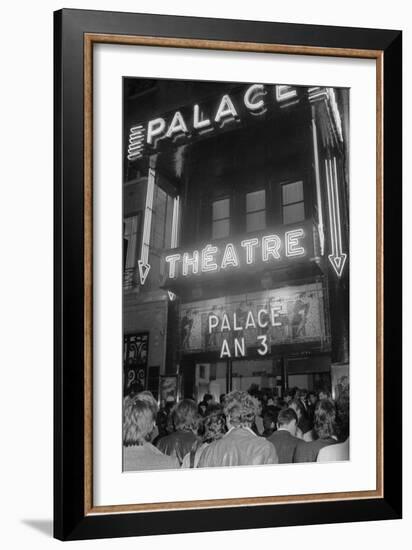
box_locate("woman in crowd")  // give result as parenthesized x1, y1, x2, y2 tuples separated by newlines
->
(156, 399, 200, 465)
(123, 398, 179, 471)
(181, 404, 227, 468)
(197, 390, 278, 467)
(289, 398, 313, 441)
(294, 399, 338, 462)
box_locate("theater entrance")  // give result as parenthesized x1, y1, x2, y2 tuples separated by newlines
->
(181, 356, 284, 402)
(180, 353, 331, 401)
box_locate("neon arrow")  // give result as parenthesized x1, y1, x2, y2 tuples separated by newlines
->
(138, 168, 155, 286)
(138, 260, 151, 285)
(326, 157, 347, 277)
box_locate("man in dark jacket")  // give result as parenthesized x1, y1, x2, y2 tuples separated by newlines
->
(267, 408, 300, 463)
(156, 399, 199, 464)
(294, 400, 338, 462)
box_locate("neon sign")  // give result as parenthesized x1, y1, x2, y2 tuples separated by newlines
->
(128, 84, 299, 160)
(164, 228, 307, 280)
(325, 157, 347, 277)
(209, 307, 282, 358)
(180, 282, 325, 356)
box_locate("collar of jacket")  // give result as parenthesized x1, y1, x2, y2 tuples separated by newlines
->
(226, 426, 257, 437)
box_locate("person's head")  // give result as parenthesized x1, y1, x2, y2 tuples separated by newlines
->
(308, 391, 317, 406)
(136, 391, 158, 416)
(203, 393, 213, 405)
(173, 399, 199, 432)
(289, 399, 304, 420)
(219, 393, 226, 405)
(277, 408, 298, 436)
(318, 389, 331, 401)
(205, 402, 222, 416)
(314, 399, 336, 439)
(223, 390, 259, 429)
(123, 399, 155, 446)
(299, 389, 308, 401)
(263, 406, 279, 433)
(284, 389, 294, 404)
(202, 407, 227, 443)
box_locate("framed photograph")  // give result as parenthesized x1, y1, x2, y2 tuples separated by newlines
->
(54, 9, 402, 541)
(159, 374, 179, 405)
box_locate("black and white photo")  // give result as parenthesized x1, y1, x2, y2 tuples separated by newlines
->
(122, 78, 350, 471)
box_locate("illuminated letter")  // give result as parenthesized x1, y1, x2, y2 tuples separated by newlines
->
(244, 84, 266, 111)
(147, 118, 166, 145)
(165, 253, 181, 278)
(257, 309, 269, 328)
(241, 238, 259, 264)
(262, 234, 281, 261)
(193, 104, 211, 130)
(208, 314, 219, 333)
(276, 85, 297, 103)
(270, 307, 282, 327)
(221, 243, 239, 269)
(245, 311, 256, 329)
(182, 251, 199, 276)
(234, 338, 246, 358)
(201, 244, 218, 272)
(221, 314, 231, 331)
(233, 313, 242, 331)
(166, 111, 189, 139)
(215, 95, 238, 125)
(257, 335, 268, 356)
(285, 229, 305, 257)
(220, 339, 231, 358)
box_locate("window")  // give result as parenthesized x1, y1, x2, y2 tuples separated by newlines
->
(281, 180, 305, 224)
(212, 198, 230, 239)
(246, 189, 266, 232)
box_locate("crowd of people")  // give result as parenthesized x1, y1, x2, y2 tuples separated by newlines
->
(123, 385, 350, 472)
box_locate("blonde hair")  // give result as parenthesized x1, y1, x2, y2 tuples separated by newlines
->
(136, 390, 158, 416)
(173, 399, 198, 431)
(224, 391, 259, 428)
(123, 399, 155, 446)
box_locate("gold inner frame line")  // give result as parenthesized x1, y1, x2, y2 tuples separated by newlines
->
(83, 33, 384, 515)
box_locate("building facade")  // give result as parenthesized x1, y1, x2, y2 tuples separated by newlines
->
(123, 79, 349, 403)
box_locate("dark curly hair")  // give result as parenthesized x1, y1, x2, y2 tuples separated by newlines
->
(314, 399, 336, 439)
(202, 406, 227, 443)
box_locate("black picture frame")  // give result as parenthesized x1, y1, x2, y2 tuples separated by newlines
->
(54, 8, 402, 541)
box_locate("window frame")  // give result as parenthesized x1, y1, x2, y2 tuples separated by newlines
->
(281, 179, 305, 225)
(245, 188, 266, 233)
(211, 196, 231, 240)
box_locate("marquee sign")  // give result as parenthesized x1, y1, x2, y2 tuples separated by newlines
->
(127, 83, 303, 161)
(179, 282, 328, 357)
(161, 220, 316, 285)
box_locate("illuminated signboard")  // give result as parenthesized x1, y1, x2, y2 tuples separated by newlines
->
(162, 221, 315, 284)
(179, 282, 327, 358)
(127, 84, 301, 161)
